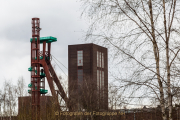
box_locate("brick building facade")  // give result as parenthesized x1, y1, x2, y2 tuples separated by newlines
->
(68, 43, 108, 111)
(18, 96, 54, 120)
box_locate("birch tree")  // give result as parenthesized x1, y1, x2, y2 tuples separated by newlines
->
(80, 0, 180, 120)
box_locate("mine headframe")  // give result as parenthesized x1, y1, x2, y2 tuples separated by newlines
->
(28, 18, 69, 120)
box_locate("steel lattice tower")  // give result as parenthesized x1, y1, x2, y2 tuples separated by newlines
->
(28, 18, 69, 119)
(31, 18, 41, 120)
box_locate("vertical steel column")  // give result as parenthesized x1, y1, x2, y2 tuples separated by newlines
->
(48, 43, 51, 59)
(41, 76, 45, 96)
(41, 41, 46, 96)
(31, 18, 41, 120)
(43, 41, 46, 57)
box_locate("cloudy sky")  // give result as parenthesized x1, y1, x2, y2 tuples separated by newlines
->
(0, 0, 90, 89)
(0, 0, 152, 108)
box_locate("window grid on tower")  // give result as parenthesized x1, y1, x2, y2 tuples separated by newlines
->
(97, 51, 104, 68)
(102, 53, 104, 68)
(97, 51, 105, 109)
(100, 52, 101, 67)
(77, 50, 83, 101)
(102, 71, 104, 102)
(97, 51, 99, 67)
(77, 50, 83, 66)
(97, 70, 99, 91)
(78, 69, 83, 95)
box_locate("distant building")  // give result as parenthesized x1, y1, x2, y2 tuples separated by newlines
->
(68, 43, 108, 111)
(18, 96, 53, 120)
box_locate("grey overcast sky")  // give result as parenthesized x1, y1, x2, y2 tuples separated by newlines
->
(0, 0, 89, 88)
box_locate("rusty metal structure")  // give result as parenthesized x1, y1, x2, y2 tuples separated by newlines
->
(30, 18, 41, 120)
(28, 18, 68, 120)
